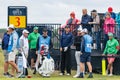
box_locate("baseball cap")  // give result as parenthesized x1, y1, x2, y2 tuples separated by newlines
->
(33, 26, 39, 30)
(8, 24, 15, 29)
(108, 32, 113, 37)
(22, 29, 29, 34)
(108, 7, 113, 13)
(77, 27, 82, 31)
(81, 28, 88, 33)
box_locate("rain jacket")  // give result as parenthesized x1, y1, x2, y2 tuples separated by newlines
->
(103, 18, 115, 34)
(103, 38, 119, 54)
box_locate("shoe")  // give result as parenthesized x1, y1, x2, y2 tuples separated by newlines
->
(8, 74, 14, 78)
(108, 74, 113, 76)
(3, 72, 10, 77)
(59, 73, 64, 76)
(73, 74, 79, 78)
(77, 73, 84, 78)
(18, 74, 25, 78)
(88, 74, 93, 78)
(3, 72, 14, 78)
(66, 73, 71, 76)
(77, 75, 84, 78)
(16, 72, 23, 78)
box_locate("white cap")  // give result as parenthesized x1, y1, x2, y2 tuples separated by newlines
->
(8, 24, 15, 29)
(77, 26, 82, 31)
(81, 28, 88, 33)
(22, 29, 29, 34)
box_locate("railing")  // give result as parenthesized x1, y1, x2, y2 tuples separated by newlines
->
(27, 23, 61, 49)
(15, 23, 120, 50)
(62, 23, 120, 50)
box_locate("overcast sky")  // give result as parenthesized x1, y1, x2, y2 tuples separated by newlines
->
(0, 0, 120, 28)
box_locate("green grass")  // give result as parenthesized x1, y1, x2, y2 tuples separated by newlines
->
(0, 49, 120, 80)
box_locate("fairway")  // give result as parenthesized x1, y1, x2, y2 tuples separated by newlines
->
(0, 49, 120, 80)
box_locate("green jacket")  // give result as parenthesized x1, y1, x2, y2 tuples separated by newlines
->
(103, 38, 119, 54)
(28, 32, 40, 49)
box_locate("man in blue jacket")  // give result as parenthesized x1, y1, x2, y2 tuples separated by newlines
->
(2, 28, 11, 77)
(59, 25, 73, 76)
(81, 9, 93, 34)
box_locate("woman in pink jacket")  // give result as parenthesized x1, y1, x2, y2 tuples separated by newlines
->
(103, 12, 115, 50)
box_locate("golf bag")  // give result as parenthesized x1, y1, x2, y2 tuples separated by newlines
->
(35, 45, 55, 77)
(16, 52, 28, 78)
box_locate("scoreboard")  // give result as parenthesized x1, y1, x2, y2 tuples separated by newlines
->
(8, 6, 27, 28)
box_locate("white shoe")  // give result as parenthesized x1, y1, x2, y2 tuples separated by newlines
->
(16, 72, 23, 78)
(66, 73, 70, 76)
(73, 74, 79, 78)
(108, 74, 113, 76)
(59, 73, 64, 76)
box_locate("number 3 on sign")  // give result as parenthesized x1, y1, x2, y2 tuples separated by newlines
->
(15, 17, 20, 27)
(9, 16, 26, 28)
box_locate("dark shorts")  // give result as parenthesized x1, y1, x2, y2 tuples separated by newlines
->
(80, 52, 91, 63)
(30, 49, 37, 61)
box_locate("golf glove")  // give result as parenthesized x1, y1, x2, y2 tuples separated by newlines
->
(64, 47, 68, 52)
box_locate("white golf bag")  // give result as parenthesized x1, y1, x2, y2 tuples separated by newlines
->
(35, 45, 55, 76)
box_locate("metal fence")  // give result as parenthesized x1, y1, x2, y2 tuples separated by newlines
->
(27, 23, 61, 49)
(65, 23, 120, 50)
(15, 23, 120, 50)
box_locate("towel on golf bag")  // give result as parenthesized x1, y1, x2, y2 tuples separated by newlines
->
(38, 56, 55, 75)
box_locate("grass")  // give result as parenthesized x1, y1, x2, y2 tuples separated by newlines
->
(0, 49, 120, 80)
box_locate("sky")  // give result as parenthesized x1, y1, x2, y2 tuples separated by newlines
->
(0, 0, 120, 28)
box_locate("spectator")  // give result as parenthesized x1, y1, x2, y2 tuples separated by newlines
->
(73, 27, 82, 78)
(28, 26, 40, 69)
(66, 11, 80, 36)
(7, 24, 21, 77)
(78, 28, 93, 78)
(19, 29, 29, 77)
(107, 7, 116, 20)
(81, 9, 93, 34)
(89, 10, 101, 50)
(103, 12, 115, 50)
(2, 28, 11, 77)
(59, 26, 73, 76)
(115, 12, 120, 44)
(103, 32, 119, 76)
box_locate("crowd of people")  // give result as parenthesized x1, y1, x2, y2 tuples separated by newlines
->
(59, 7, 120, 78)
(1, 7, 120, 78)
